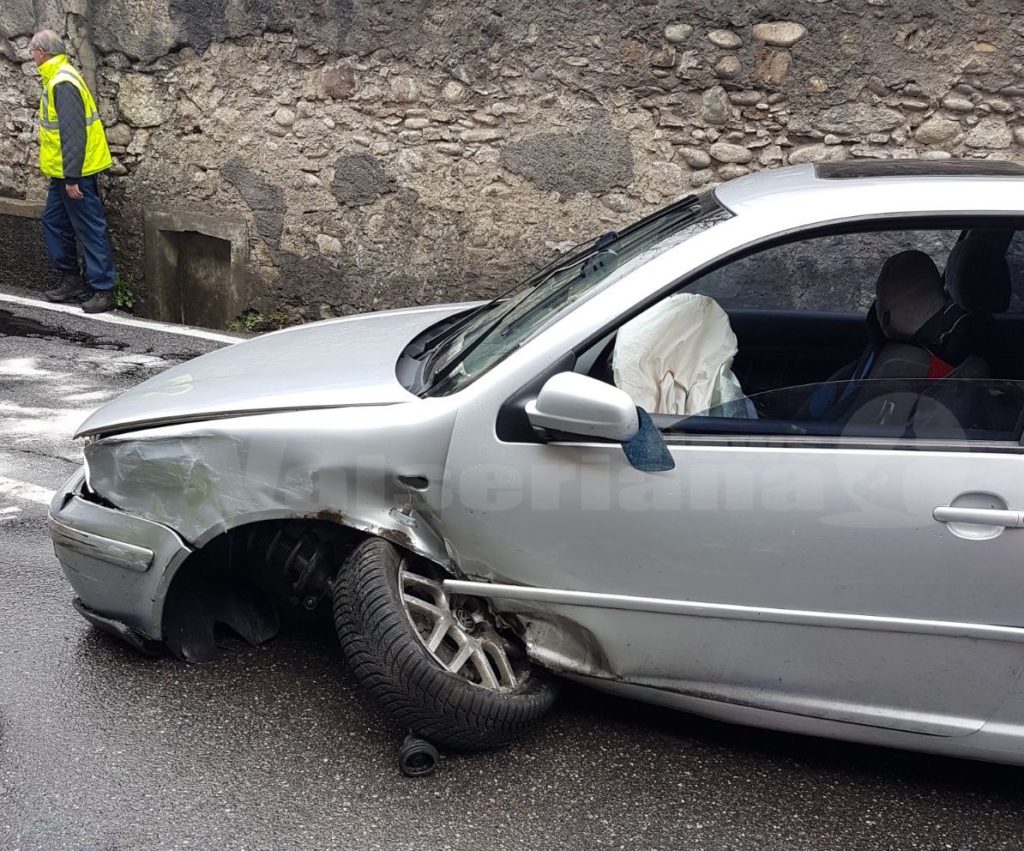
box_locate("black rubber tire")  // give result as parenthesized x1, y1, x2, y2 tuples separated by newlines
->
(333, 538, 558, 751)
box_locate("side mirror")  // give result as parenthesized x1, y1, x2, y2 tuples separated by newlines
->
(525, 373, 640, 442)
(525, 372, 675, 473)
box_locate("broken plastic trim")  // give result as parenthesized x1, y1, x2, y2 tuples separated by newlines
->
(73, 598, 163, 656)
(621, 407, 675, 472)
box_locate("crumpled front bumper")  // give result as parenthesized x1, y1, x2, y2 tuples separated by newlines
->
(48, 467, 193, 650)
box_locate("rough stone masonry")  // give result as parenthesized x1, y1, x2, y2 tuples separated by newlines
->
(1, 0, 1022, 327)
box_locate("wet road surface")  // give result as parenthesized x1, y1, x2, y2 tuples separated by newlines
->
(1, 303, 1023, 850)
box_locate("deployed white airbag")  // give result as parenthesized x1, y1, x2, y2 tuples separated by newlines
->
(612, 293, 750, 416)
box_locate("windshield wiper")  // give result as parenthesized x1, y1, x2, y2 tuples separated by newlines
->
(416, 235, 611, 360)
(496, 204, 703, 342)
(415, 301, 495, 359)
(417, 291, 521, 389)
(498, 247, 620, 339)
(524, 230, 618, 286)
(421, 230, 619, 388)
(426, 200, 705, 388)
(428, 244, 620, 390)
(424, 297, 527, 392)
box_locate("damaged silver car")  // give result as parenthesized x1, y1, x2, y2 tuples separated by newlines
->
(50, 161, 1024, 765)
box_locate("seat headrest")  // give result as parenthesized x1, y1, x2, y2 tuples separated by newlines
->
(943, 231, 1013, 314)
(875, 250, 947, 340)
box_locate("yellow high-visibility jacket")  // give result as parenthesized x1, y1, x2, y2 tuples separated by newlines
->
(37, 54, 112, 179)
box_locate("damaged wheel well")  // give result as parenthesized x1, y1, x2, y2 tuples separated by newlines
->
(162, 519, 365, 661)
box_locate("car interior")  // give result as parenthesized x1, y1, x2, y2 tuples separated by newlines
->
(578, 224, 1024, 445)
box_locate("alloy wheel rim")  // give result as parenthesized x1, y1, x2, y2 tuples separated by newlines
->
(398, 562, 520, 692)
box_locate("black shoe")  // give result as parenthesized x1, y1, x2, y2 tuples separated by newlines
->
(81, 290, 114, 314)
(44, 274, 90, 303)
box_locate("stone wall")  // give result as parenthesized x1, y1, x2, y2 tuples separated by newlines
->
(2, 1, 1024, 327)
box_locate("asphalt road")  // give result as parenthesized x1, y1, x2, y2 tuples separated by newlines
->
(2, 302, 1023, 851)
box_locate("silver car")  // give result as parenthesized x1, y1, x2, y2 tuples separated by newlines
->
(50, 161, 1024, 766)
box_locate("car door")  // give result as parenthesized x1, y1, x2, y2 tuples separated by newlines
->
(440, 378, 1024, 737)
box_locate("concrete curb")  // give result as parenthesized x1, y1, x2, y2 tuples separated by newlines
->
(0, 198, 45, 219)
(0, 292, 242, 345)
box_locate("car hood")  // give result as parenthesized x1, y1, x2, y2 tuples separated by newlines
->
(76, 303, 470, 438)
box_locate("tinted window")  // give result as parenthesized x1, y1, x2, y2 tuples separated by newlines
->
(689, 230, 957, 313)
(659, 378, 1024, 443)
(1003, 232, 1024, 313)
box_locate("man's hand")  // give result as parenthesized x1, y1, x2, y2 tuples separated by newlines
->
(64, 183, 83, 200)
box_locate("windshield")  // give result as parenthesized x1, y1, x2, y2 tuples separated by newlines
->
(423, 191, 728, 396)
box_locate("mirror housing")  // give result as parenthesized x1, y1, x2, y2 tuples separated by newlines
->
(525, 373, 640, 442)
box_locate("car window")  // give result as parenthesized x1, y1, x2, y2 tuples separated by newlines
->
(1004, 232, 1024, 313)
(689, 230, 957, 313)
(659, 378, 1024, 443)
(576, 220, 1024, 451)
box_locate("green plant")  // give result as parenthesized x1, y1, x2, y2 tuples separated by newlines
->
(113, 274, 136, 311)
(227, 308, 267, 334)
(268, 309, 292, 328)
(227, 307, 301, 334)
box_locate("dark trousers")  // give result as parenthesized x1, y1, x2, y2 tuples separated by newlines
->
(42, 175, 115, 292)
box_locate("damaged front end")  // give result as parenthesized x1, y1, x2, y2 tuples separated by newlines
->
(49, 467, 193, 645)
(68, 401, 458, 660)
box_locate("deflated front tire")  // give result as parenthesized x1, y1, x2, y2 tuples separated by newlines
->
(332, 538, 557, 750)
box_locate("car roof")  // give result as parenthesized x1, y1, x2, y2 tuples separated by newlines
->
(714, 161, 1024, 221)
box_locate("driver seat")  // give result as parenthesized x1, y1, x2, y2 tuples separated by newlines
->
(811, 250, 988, 425)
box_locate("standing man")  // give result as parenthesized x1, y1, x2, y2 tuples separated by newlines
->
(31, 30, 115, 314)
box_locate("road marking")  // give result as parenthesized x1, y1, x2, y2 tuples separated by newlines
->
(0, 476, 55, 506)
(0, 292, 241, 345)
(0, 506, 22, 522)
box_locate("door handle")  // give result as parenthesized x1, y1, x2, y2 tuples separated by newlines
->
(933, 506, 1024, 528)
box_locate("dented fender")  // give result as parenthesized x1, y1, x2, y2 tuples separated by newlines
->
(83, 402, 459, 568)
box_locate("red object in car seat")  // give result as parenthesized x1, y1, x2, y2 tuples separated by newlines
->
(927, 355, 954, 379)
